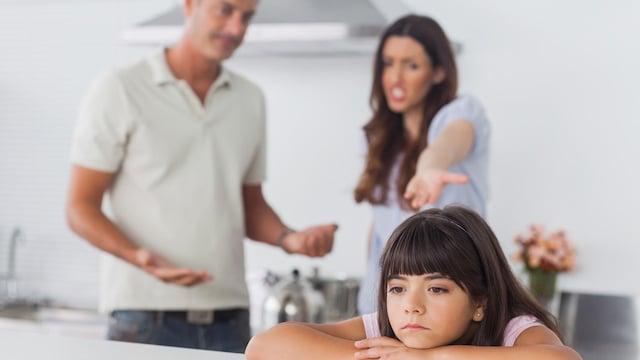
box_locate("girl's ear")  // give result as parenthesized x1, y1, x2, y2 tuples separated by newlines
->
(432, 67, 446, 85)
(472, 299, 487, 322)
(473, 308, 484, 322)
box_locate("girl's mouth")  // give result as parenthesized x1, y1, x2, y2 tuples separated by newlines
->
(403, 323, 428, 330)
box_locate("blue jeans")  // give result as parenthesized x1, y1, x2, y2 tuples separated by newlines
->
(107, 309, 251, 353)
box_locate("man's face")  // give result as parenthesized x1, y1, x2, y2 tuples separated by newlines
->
(185, 0, 258, 61)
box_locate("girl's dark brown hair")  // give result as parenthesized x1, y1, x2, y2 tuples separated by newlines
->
(377, 205, 563, 345)
(354, 14, 458, 209)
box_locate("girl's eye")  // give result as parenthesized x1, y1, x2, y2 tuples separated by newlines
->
(388, 286, 404, 294)
(407, 63, 419, 70)
(428, 286, 448, 294)
(382, 60, 392, 68)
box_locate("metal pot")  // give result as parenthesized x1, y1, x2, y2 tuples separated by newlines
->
(261, 269, 326, 332)
(309, 272, 360, 322)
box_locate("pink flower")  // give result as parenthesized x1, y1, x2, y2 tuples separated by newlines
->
(513, 224, 576, 273)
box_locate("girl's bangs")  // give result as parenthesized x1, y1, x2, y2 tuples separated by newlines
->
(383, 221, 461, 279)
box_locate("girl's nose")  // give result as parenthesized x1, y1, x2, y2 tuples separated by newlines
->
(404, 292, 426, 314)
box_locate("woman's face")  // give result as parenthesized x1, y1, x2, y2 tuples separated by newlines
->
(386, 273, 483, 349)
(381, 36, 445, 116)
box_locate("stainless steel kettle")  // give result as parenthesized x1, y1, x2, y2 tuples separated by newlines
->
(260, 269, 326, 332)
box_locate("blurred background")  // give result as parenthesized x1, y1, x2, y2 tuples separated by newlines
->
(0, 0, 638, 328)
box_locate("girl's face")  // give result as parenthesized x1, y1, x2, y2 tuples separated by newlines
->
(386, 273, 484, 349)
(381, 36, 445, 117)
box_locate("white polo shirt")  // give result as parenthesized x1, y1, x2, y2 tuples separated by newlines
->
(71, 50, 266, 312)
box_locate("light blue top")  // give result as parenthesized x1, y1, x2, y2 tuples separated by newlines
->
(357, 95, 491, 314)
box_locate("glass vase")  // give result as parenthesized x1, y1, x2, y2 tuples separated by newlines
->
(528, 268, 557, 308)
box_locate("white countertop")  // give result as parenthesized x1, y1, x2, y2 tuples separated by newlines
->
(0, 329, 245, 360)
(0, 314, 107, 339)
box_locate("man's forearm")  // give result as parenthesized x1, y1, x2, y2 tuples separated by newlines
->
(66, 202, 139, 265)
(242, 185, 287, 246)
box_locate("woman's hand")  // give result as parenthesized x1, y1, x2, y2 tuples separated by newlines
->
(404, 168, 468, 211)
(354, 337, 434, 359)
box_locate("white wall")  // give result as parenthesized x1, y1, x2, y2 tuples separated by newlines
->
(0, 0, 178, 307)
(243, 0, 640, 295)
(0, 0, 638, 309)
(401, 0, 640, 295)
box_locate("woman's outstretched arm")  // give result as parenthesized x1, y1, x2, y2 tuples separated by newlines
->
(404, 119, 474, 210)
(246, 317, 366, 360)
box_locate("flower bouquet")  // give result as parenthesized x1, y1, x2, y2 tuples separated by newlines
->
(513, 224, 576, 306)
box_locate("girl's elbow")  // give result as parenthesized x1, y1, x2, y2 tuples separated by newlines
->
(245, 323, 300, 359)
(562, 346, 583, 360)
(245, 334, 267, 360)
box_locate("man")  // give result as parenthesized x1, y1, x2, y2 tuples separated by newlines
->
(66, 0, 337, 353)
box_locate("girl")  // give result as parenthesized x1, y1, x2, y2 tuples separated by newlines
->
(245, 206, 581, 360)
(354, 14, 490, 314)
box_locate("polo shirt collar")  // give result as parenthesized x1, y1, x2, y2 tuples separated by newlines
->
(149, 49, 232, 89)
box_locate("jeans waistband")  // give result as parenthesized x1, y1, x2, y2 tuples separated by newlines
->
(151, 308, 247, 325)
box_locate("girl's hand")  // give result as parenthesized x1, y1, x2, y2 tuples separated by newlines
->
(354, 337, 432, 359)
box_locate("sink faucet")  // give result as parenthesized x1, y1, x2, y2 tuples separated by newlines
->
(1, 227, 24, 304)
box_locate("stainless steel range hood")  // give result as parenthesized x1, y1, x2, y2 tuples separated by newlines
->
(122, 0, 412, 56)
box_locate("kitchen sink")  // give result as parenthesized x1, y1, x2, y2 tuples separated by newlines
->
(0, 303, 106, 324)
(0, 300, 108, 338)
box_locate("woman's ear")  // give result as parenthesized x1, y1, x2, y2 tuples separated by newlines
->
(184, 0, 195, 17)
(432, 67, 447, 85)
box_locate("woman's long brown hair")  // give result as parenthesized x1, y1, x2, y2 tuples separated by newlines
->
(354, 15, 458, 209)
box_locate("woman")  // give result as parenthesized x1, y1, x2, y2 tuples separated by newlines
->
(354, 14, 491, 314)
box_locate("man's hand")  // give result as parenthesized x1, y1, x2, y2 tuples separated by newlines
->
(282, 224, 338, 257)
(404, 168, 468, 211)
(134, 248, 213, 286)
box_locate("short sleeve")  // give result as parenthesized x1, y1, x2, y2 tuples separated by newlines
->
(70, 70, 134, 172)
(362, 312, 382, 338)
(427, 95, 490, 155)
(243, 88, 267, 184)
(502, 315, 545, 346)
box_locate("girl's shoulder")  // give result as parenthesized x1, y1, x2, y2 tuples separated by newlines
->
(502, 314, 545, 346)
(362, 312, 381, 338)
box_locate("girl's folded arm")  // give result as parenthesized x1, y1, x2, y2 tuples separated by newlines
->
(424, 326, 582, 360)
(245, 317, 366, 360)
